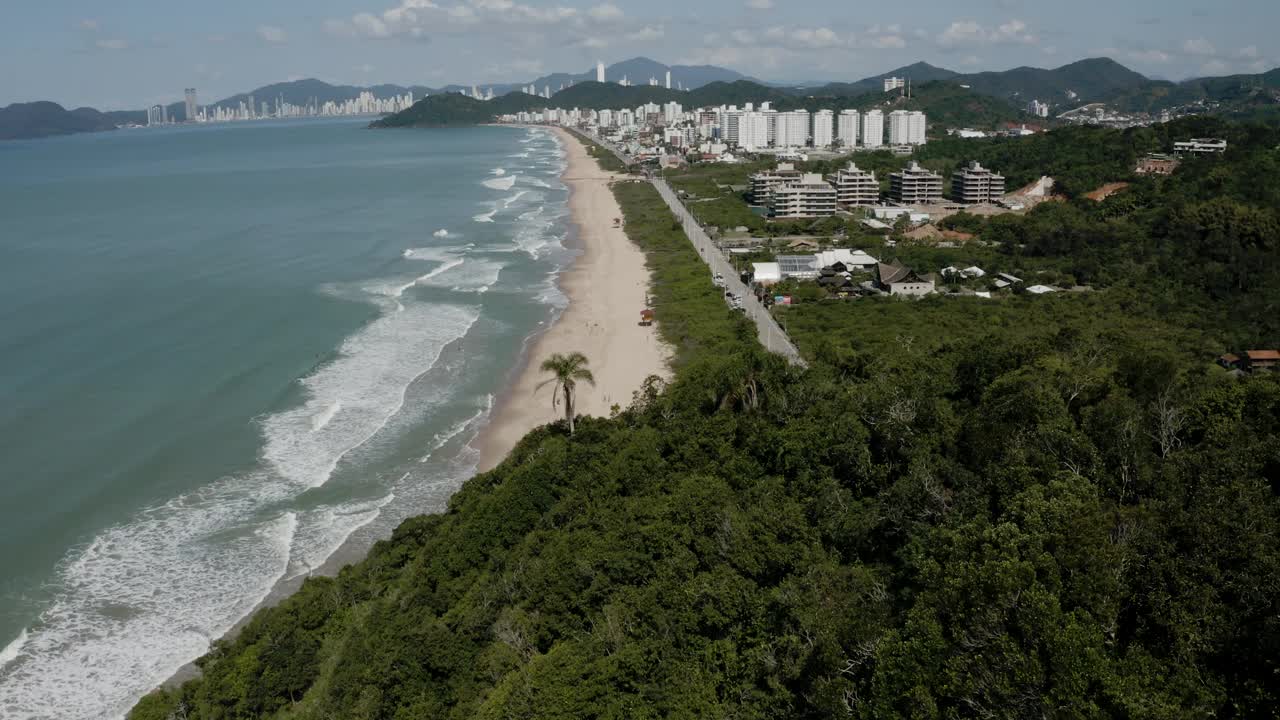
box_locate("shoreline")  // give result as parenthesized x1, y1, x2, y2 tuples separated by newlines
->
(473, 126, 671, 470)
(160, 124, 670, 693)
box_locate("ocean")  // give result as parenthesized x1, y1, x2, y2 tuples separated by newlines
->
(0, 118, 571, 718)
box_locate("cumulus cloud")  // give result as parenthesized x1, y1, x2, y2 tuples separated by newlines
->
(745, 0, 774, 8)
(257, 25, 287, 44)
(627, 25, 664, 42)
(1237, 45, 1259, 59)
(937, 18, 1035, 49)
(1129, 49, 1171, 64)
(1199, 59, 1229, 76)
(587, 3, 623, 21)
(1182, 37, 1216, 57)
(95, 38, 130, 51)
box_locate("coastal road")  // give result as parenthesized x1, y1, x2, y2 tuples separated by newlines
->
(565, 127, 806, 367)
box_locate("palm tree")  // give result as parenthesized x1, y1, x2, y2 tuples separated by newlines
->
(536, 352, 596, 435)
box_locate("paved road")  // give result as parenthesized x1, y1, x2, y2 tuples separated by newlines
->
(565, 127, 806, 367)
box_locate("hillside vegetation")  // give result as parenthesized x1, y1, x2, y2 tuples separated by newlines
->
(131, 122, 1280, 720)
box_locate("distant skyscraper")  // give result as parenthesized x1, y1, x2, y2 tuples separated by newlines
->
(184, 88, 198, 123)
(596, 61, 606, 83)
(837, 109, 859, 146)
(862, 110, 885, 148)
(665, 70, 671, 90)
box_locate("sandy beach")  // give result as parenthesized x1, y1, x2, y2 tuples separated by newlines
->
(474, 127, 671, 471)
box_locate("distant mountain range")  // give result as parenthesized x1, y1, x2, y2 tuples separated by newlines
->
(6, 56, 1280, 141)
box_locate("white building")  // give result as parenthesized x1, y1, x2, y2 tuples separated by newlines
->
(889, 161, 944, 204)
(775, 110, 810, 148)
(749, 163, 803, 204)
(739, 112, 770, 151)
(836, 110, 859, 147)
(862, 110, 885, 148)
(884, 77, 906, 92)
(888, 110, 927, 146)
(770, 174, 838, 217)
(1174, 138, 1228, 155)
(828, 162, 879, 206)
(1027, 99, 1049, 118)
(951, 161, 1006, 204)
(663, 102, 683, 125)
(596, 62, 606, 83)
(812, 110, 834, 148)
(665, 70, 672, 90)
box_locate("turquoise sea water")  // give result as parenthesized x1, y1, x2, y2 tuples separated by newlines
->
(0, 119, 570, 718)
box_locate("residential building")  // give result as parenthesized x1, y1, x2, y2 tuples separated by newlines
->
(1027, 99, 1049, 118)
(748, 163, 803, 204)
(888, 110, 927, 146)
(596, 61, 606, 83)
(828, 162, 879, 206)
(770, 174, 838, 218)
(884, 77, 906, 92)
(1136, 153, 1181, 175)
(775, 110, 810, 148)
(836, 110, 859, 147)
(184, 89, 198, 122)
(817, 249, 878, 272)
(1243, 350, 1280, 372)
(862, 110, 884, 148)
(876, 261, 935, 296)
(1174, 138, 1228, 155)
(951, 161, 1006, 204)
(665, 70, 672, 90)
(812, 110, 834, 148)
(889, 161, 944, 204)
(739, 111, 770, 151)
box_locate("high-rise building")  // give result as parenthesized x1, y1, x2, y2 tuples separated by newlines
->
(836, 110, 859, 147)
(147, 105, 165, 126)
(889, 110, 927, 145)
(884, 77, 906, 92)
(775, 110, 810, 148)
(862, 110, 885, 148)
(812, 109, 834, 148)
(665, 70, 672, 90)
(184, 89, 198, 123)
(597, 61, 606, 83)
(889, 161, 944, 204)
(1027, 99, 1049, 118)
(828, 162, 879, 206)
(739, 111, 770, 150)
(951, 161, 1006, 204)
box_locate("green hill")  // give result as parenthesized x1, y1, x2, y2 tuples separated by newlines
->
(370, 92, 541, 128)
(0, 101, 139, 141)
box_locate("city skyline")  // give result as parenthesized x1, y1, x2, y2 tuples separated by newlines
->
(2, 0, 1278, 110)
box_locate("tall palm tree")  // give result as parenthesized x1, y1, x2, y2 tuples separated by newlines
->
(536, 352, 595, 435)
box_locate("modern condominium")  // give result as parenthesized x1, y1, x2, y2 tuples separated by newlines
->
(749, 163, 804, 204)
(888, 110, 927, 146)
(828, 162, 879, 206)
(889, 161, 944, 204)
(884, 77, 906, 92)
(862, 110, 885, 148)
(739, 111, 770, 151)
(770, 174, 838, 218)
(951, 161, 1006, 204)
(775, 110, 810, 148)
(184, 88, 198, 122)
(812, 110, 834, 148)
(597, 61, 606, 83)
(836, 110, 859, 147)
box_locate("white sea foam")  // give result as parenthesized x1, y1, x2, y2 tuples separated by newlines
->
(311, 401, 341, 432)
(420, 395, 494, 463)
(490, 167, 507, 175)
(482, 175, 517, 191)
(473, 208, 497, 223)
(503, 190, 529, 208)
(522, 177, 553, 189)
(433, 229, 449, 238)
(283, 494, 396, 580)
(416, 258, 505, 294)
(261, 301, 480, 489)
(0, 628, 27, 670)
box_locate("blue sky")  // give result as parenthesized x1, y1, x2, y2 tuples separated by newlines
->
(2, 0, 1276, 109)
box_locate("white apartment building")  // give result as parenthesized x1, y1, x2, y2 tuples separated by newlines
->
(837, 110, 859, 147)
(766, 111, 778, 145)
(1174, 138, 1228, 155)
(739, 112, 770, 151)
(775, 110, 810, 148)
(770, 174, 838, 218)
(951, 161, 1006, 204)
(889, 161, 944, 204)
(749, 163, 804, 204)
(884, 77, 906, 92)
(828, 162, 879, 206)
(1027, 99, 1049, 118)
(721, 109, 744, 144)
(888, 110, 927, 146)
(597, 62, 606, 83)
(812, 110, 834, 148)
(663, 102, 683, 124)
(598, 109, 614, 128)
(862, 110, 885, 148)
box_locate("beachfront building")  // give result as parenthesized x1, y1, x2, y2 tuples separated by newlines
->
(951, 161, 1006, 204)
(749, 163, 803, 204)
(888, 110, 927, 146)
(862, 110, 885, 148)
(812, 110, 834, 148)
(775, 110, 810, 148)
(889, 161, 944, 204)
(770, 174, 838, 218)
(828, 162, 879, 206)
(837, 110, 859, 147)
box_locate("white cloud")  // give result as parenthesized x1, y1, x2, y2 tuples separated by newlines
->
(730, 29, 755, 45)
(257, 25, 287, 44)
(745, 0, 774, 8)
(937, 18, 1035, 49)
(80, 19, 100, 31)
(961, 55, 981, 66)
(868, 34, 906, 49)
(788, 27, 840, 49)
(352, 13, 391, 37)
(95, 38, 129, 51)
(627, 25, 664, 42)
(1129, 49, 1171, 64)
(1182, 38, 1216, 57)
(1199, 59, 1229, 76)
(587, 3, 622, 21)
(1238, 45, 1260, 59)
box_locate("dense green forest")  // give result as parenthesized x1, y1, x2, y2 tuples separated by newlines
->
(131, 122, 1279, 719)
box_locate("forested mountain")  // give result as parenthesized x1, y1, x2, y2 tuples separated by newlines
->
(204, 78, 436, 117)
(132, 117, 1280, 719)
(956, 57, 1151, 104)
(804, 61, 960, 96)
(0, 101, 143, 140)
